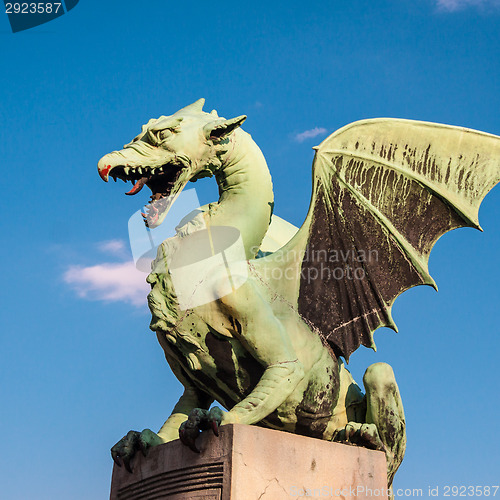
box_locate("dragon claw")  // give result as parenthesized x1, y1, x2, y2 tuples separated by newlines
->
(333, 422, 386, 452)
(111, 450, 122, 468)
(122, 455, 133, 474)
(179, 422, 201, 453)
(110, 428, 162, 473)
(138, 438, 148, 457)
(212, 419, 219, 437)
(345, 423, 356, 442)
(179, 407, 224, 452)
(208, 407, 223, 437)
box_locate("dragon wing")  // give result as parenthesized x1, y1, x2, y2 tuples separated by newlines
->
(250, 119, 500, 360)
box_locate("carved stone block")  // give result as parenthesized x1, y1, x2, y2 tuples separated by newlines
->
(110, 424, 388, 500)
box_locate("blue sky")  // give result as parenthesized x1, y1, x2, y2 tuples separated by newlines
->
(1, 0, 499, 498)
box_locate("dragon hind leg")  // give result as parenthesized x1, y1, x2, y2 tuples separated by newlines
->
(363, 362, 406, 489)
(332, 362, 406, 490)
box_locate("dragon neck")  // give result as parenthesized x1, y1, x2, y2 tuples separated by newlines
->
(208, 130, 274, 259)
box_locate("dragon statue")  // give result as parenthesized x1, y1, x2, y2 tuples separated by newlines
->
(98, 99, 500, 488)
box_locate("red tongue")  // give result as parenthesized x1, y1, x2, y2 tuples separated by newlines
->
(125, 176, 149, 196)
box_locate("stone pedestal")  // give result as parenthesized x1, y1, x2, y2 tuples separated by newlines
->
(110, 424, 388, 500)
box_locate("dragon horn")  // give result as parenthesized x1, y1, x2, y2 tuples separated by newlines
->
(204, 115, 247, 140)
(175, 98, 205, 114)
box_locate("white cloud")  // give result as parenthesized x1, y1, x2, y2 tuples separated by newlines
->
(63, 261, 149, 306)
(97, 239, 127, 256)
(436, 0, 500, 11)
(294, 127, 328, 143)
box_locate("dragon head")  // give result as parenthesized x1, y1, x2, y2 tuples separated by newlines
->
(97, 98, 246, 227)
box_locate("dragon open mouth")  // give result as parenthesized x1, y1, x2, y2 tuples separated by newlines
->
(108, 162, 186, 227)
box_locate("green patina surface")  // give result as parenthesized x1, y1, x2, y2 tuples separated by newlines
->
(98, 99, 500, 487)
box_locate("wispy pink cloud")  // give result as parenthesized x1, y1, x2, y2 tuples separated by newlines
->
(63, 261, 149, 306)
(294, 127, 328, 143)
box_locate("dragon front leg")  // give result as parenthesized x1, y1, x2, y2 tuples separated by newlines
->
(178, 360, 304, 452)
(221, 278, 306, 425)
(222, 359, 305, 425)
(178, 278, 306, 451)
